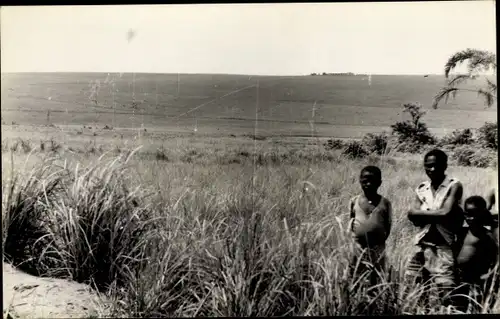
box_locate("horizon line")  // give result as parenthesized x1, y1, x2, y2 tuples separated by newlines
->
(1, 71, 454, 77)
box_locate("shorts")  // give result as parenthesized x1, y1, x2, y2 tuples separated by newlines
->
(405, 243, 456, 286)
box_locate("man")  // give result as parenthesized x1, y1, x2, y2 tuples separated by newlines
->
(405, 149, 464, 304)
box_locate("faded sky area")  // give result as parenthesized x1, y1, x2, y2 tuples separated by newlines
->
(0, 2, 496, 75)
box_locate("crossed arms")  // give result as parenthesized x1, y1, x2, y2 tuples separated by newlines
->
(407, 182, 463, 226)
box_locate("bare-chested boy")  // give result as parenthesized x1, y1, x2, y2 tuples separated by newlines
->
(405, 149, 464, 303)
(455, 196, 499, 312)
(349, 166, 393, 285)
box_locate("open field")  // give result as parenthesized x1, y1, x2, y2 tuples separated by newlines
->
(1, 73, 497, 139)
(2, 72, 498, 317)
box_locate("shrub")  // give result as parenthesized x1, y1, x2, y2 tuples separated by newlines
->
(452, 145, 496, 168)
(471, 152, 496, 168)
(155, 146, 169, 161)
(342, 141, 368, 159)
(477, 122, 498, 150)
(325, 138, 346, 150)
(390, 103, 436, 152)
(453, 145, 476, 167)
(440, 128, 474, 146)
(362, 132, 389, 155)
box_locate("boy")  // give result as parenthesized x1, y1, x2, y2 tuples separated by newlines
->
(455, 196, 499, 312)
(405, 149, 464, 304)
(349, 166, 393, 285)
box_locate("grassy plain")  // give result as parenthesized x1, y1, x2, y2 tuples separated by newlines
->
(1, 73, 497, 138)
(1, 72, 498, 316)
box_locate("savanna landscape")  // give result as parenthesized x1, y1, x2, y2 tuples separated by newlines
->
(1, 62, 498, 317)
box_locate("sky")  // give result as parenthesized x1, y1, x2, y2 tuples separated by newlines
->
(1, 2, 496, 75)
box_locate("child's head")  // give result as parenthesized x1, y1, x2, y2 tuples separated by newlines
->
(359, 166, 382, 195)
(424, 149, 448, 182)
(464, 196, 493, 227)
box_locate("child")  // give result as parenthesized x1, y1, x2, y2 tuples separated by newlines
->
(348, 166, 393, 285)
(455, 196, 499, 312)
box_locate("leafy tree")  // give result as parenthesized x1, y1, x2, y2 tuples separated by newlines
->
(433, 49, 497, 108)
(391, 103, 436, 152)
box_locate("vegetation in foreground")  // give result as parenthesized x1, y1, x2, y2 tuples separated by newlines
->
(2, 142, 498, 316)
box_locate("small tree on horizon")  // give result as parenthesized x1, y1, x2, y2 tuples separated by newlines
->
(391, 102, 436, 152)
(433, 48, 497, 109)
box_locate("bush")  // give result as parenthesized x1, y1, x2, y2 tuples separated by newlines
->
(155, 146, 169, 161)
(362, 132, 389, 155)
(453, 145, 476, 167)
(440, 128, 474, 146)
(477, 122, 498, 150)
(342, 141, 368, 159)
(390, 103, 436, 152)
(325, 138, 346, 150)
(452, 145, 496, 168)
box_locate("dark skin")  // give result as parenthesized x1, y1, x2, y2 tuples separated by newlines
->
(351, 171, 392, 244)
(407, 155, 463, 226)
(359, 170, 382, 207)
(457, 203, 498, 279)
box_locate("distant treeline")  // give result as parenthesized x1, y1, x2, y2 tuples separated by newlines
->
(310, 72, 368, 76)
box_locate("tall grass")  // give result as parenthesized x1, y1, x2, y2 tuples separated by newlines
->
(2, 146, 498, 316)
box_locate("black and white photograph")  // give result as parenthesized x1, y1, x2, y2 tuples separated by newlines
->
(1, 2, 498, 317)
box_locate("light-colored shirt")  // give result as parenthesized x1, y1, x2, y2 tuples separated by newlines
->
(414, 175, 464, 247)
